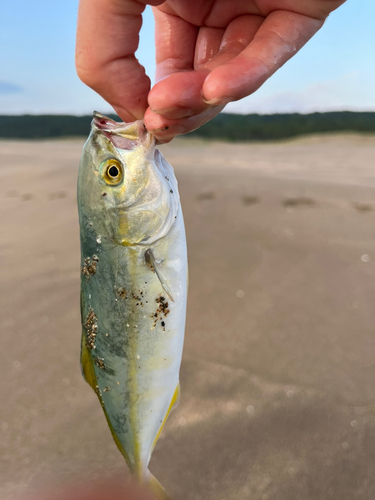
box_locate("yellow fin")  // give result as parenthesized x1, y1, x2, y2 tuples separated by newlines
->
(102, 402, 133, 473)
(80, 334, 133, 470)
(152, 383, 180, 452)
(147, 470, 172, 500)
(80, 332, 97, 390)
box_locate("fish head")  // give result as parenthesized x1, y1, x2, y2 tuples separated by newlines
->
(78, 112, 179, 246)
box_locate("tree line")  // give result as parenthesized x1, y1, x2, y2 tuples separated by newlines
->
(0, 112, 374, 141)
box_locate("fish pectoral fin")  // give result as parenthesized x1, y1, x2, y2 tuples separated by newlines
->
(158, 281, 174, 303)
(145, 249, 174, 302)
(147, 470, 172, 500)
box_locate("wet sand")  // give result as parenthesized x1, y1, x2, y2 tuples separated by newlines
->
(1, 134, 375, 499)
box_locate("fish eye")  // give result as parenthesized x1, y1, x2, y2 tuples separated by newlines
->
(101, 159, 123, 185)
(108, 165, 119, 178)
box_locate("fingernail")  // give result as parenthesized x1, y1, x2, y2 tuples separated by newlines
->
(151, 107, 195, 119)
(202, 96, 232, 106)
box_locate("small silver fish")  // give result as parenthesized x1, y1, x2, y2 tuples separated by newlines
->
(78, 112, 188, 498)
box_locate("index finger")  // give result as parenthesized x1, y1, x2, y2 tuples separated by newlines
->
(202, 10, 324, 104)
(76, 0, 163, 121)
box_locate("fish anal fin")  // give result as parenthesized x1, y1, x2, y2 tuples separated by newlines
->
(145, 249, 174, 302)
(152, 383, 180, 452)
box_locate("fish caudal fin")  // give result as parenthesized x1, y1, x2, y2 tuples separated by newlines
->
(147, 471, 172, 500)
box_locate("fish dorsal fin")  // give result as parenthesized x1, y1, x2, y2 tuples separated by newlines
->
(145, 249, 174, 302)
(80, 329, 97, 390)
(80, 331, 134, 471)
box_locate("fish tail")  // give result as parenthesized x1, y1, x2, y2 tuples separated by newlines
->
(146, 470, 172, 500)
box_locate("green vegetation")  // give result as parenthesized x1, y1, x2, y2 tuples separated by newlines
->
(0, 114, 104, 139)
(1, 112, 374, 141)
(188, 112, 375, 141)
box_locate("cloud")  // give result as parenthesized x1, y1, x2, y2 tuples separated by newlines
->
(0, 81, 23, 94)
(225, 73, 375, 115)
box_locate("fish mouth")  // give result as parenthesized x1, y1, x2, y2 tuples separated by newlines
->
(92, 111, 150, 150)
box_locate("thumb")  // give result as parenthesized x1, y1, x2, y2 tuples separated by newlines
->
(76, 0, 163, 121)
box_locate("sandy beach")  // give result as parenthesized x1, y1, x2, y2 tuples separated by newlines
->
(1, 133, 375, 500)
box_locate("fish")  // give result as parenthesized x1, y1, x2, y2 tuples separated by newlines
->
(77, 111, 188, 498)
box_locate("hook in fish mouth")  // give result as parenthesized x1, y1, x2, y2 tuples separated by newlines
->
(92, 111, 150, 150)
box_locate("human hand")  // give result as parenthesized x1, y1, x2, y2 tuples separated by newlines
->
(76, 0, 346, 143)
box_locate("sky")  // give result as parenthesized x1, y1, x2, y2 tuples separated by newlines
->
(1, 0, 375, 116)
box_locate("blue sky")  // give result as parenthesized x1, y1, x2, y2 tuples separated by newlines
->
(1, 0, 374, 115)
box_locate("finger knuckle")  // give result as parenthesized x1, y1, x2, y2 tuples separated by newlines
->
(75, 57, 102, 89)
